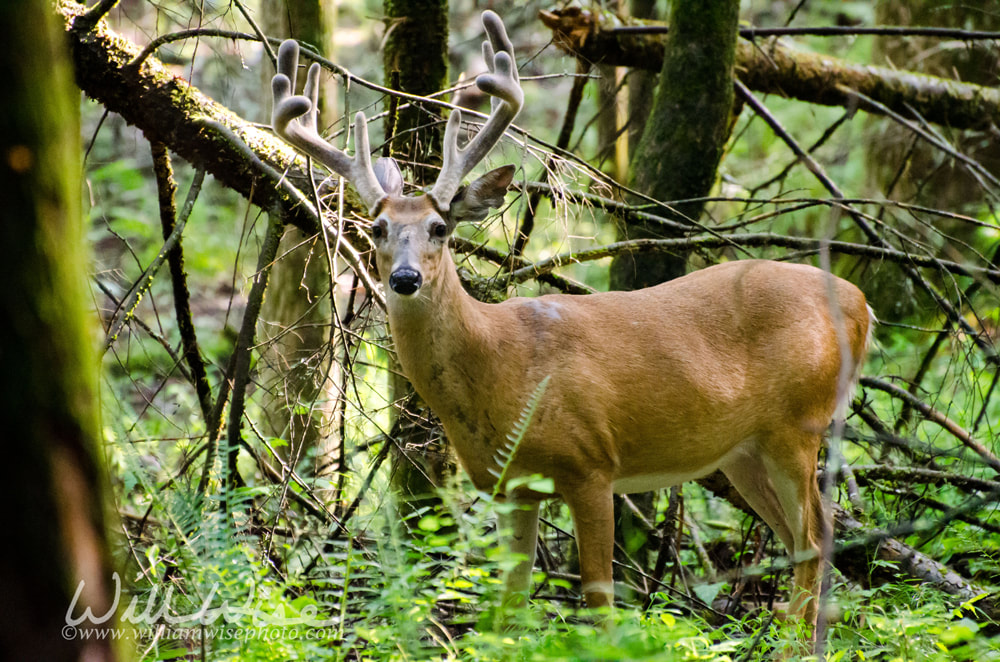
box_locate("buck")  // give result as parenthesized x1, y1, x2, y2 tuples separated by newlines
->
(270, 10, 872, 642)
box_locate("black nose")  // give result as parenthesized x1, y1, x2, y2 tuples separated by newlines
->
(389, 268, 422, 295)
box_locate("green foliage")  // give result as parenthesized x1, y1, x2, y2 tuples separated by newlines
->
(491, 375, 551, 498)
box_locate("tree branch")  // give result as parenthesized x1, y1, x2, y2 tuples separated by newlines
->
(614, 24, 1000, 41)
(861, 377, 1000, 475)
(150, 144, 215, 428)
(506, 232, 1000, 285)
(539, 7, 1000, 131)
(57, 0, 321, 235)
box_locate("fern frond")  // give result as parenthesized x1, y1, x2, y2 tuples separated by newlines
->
(491, 375, 551, 498)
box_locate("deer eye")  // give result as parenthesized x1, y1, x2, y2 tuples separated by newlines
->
(431, 221, 448, 239)
(371, 220, 385, 240)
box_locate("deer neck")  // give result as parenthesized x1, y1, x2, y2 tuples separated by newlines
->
(385, 249, 494, 403)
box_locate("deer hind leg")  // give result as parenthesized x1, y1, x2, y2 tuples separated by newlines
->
(721, 431, 826, 635)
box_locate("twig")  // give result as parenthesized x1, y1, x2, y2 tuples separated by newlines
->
(450, 236, 593, 294)
(511, 60, 588, 259)
(850, 464, 1000, 494)
(95, 279, 191, 385)
(735, 79, 996, 362)
(232, 0, 276, 67)
(861, 376, 1000, 475)
(221, 216, 285, 509)
(892, 244, 997, 433)
(505, 232, 1000, 284)
(151, 143, 214, 427)
(244, 417, 347, 531)
(104, 182, 198, 348)
(328, 436, 392, 542)
(193, 117, 385, 308)
(750, 111, 850, 194)
(840, 87, 1000, 193)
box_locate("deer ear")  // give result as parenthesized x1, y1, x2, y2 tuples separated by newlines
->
(373, 157, 404, 197)
(447, 165, 515, 224)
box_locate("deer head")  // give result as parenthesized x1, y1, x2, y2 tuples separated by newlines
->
(270, 10, 522, 298)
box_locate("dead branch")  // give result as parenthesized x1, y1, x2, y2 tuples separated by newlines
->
(506, 232, 1000, 285)
(834, 505, 997, 619)
(851, 464, 1000, 494)
(701, 469, 997, 617)
(539, 7, 1000, 131)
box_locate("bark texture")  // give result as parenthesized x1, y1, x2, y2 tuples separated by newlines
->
(0, 0, 116, 658)
(383, 0, 449, 181)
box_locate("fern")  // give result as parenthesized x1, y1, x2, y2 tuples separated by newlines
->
(490, 375, 551, 498)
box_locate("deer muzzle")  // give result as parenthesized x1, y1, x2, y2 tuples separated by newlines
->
(389, 267, 422, 295)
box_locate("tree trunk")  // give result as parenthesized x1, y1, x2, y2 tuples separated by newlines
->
(0, 0, 116, 659)
(256, 0, 342, 480)
(610, 0, 739, 289)
(383, 0, 449, 183)
(383, 0, 453, 529)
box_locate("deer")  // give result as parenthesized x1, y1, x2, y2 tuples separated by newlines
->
(270, 10, 872, 646)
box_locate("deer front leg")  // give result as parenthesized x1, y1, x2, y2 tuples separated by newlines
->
(565, 483, 615, 608)
(498, 498, 540, 609)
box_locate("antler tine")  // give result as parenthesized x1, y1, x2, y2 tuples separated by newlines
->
(430, 10, 523, 210)
(270, 39, 386, 212)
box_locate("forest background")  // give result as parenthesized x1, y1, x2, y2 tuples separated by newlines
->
(5, 0, 1000, 659)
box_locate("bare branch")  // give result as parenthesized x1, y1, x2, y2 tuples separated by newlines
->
(861, 377, 1000, 475)
(851, 464, 1000, 495)
(506, 232, 1000, 285)
(613, 24, 1000, 41)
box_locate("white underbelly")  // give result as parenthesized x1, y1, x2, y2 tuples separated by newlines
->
(613, 468, 714, 494)
(611, 443, 744, 494)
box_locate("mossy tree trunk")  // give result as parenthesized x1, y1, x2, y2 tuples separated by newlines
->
(257, 0, 342, 480)
(0, 0, 116, 659)
(383, 0, 453, 528)
(609, 0, 739, 290)
(608, 0, 740, 597)
(383, 0, 449, 183)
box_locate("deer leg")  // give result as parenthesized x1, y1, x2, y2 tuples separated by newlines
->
(564, 482, 615, 609)
(721, 447, 795, 552)
(722, 434, 826, 635)
(498, 498, 540, 608)
(781, 467, 826, 632)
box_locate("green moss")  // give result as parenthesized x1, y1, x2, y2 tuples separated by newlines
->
(611, 0, 740, 289)
(382, 0, 448, 181)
